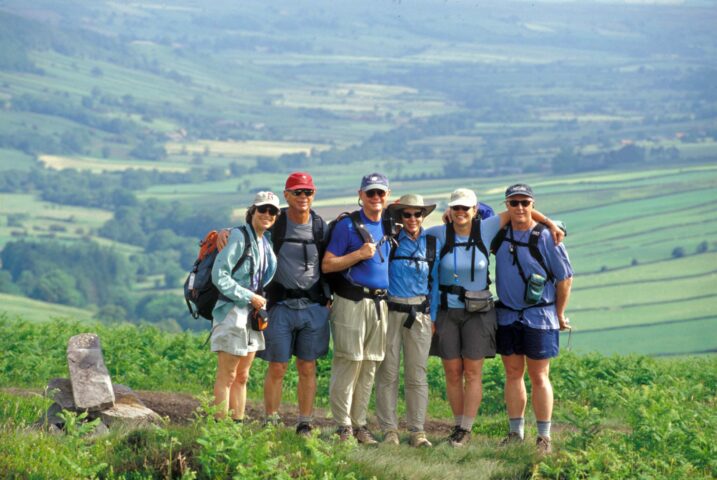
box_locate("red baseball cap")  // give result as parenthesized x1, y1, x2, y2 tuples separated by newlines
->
(285, 172, 316, 190)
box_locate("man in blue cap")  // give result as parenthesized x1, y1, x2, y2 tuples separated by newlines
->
(493, 183, 573, 454)
(322, 172, 392, 444)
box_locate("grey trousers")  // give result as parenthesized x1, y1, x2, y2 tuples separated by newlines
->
(329, 294, 388, 427)
(374, 296, 432, 433)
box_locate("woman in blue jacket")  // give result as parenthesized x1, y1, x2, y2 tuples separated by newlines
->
(211, 191, 279, 422)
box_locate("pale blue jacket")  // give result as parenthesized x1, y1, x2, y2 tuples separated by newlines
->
(211, 225, 277, 321)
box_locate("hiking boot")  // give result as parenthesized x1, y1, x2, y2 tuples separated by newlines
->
(353, 426, 379, 445)
(263, 413, 281, 427)
(335, 425, 353, 441)
(409, 431, 432, 448)
(500, 431, 524, 446)
(536, 435, 552, 455)
(448, 427, 471, 447)
(383, 430, 400, 446)
(296, 422, 313, 437)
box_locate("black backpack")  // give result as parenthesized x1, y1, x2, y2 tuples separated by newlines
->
(184, 226, 252, 321)
(269, 207, 327, 270)
(490, 222, 553, 282)
(439, 217, 490, 285)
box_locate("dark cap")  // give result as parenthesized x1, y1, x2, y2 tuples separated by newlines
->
(285, 172, 315, 190)
(505, 183, 534, 199)
(360, 172, 389, 192)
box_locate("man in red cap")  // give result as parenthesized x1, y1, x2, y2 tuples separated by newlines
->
(217, 172, 329, 435)
(258, 172, 330, 435)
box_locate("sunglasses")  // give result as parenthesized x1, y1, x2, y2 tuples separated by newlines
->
(288, 189, 314, 197)
(507, 199, 532, 207)
(364, 189, 387, 198)
(256, 205, 279, 216)
(401, 211, 423, 219)
(450, 205, 471, 212)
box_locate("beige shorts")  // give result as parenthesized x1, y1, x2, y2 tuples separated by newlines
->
(211, 305, 265, 356)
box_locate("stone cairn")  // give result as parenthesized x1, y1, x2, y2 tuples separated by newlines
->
(42, 333, 161, 434)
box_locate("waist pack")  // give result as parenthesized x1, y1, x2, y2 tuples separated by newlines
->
(464, 290, 494, 313)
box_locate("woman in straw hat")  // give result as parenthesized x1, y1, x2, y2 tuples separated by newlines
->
(374, 193, 440, 447)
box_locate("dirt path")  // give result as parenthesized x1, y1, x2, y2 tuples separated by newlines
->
(2, 388, 455, 435)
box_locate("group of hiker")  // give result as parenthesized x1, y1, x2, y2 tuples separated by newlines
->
(207, 171, 573, 453)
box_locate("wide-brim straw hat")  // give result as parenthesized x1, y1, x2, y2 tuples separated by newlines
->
(387, 193, 437, 220)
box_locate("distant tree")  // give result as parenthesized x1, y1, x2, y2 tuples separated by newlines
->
(631, 258, 639, 266)
(672, 246, 685, 258)
(91, 66, 103, 77)
(696, 241, 709, 254)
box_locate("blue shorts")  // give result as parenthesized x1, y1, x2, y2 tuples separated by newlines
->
(496, 321, 559, 360)
(257, 303, 330, 363)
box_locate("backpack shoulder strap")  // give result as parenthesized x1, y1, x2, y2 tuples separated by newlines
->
(490, 224, 509, 254)
(528, 223, 553, 281)
(439, 223, 455, 259)
(270, 208, 289, 254)
(470, 217, 489, 260)
(349, 210, 374, 244)
(231, 226, 253, 275)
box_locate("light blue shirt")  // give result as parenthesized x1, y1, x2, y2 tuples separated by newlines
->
(427, 215, 501, 315)
(494, 226, 573, 330)
(388, 228, 442, 321)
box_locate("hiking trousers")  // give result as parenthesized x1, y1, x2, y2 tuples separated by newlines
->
(329, 294, 388, 427)
(375, 296, 432, 433)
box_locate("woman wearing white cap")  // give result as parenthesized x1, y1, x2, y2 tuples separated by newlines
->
(211, 191, 280, 422)
(426, 188, 561, 447)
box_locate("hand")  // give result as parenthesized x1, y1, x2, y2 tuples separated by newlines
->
(432, 322, 436, 335)
(558, 314, 571, 331)
(216, 229, 231, 250)
(357, 242, 377, 260)
(250, 294, 267, 311)
(549, 223, 565, 245)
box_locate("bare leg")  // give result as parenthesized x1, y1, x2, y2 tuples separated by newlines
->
(296, 359, 317, 418)
(442, 358, 464, 417)
(229, 352, 256, 420)
(461, 358, 484, 418)
(502, 354, 528, 419)
(526, 358, 552, 422)
(263, 361, 288, 415)
(214, 351, 242, 419)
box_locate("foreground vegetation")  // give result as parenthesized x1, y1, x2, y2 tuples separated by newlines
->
(1, 317, 715, 479)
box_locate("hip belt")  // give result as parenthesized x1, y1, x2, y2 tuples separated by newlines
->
(387, 296, 429, 329)
(495, 299, 555, 322)
(333, 275, 387, 320)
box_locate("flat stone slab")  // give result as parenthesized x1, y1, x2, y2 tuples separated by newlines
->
(67, 333, 115, 411)
(99, 403, 162, 428)
(113, 384, 146, 408)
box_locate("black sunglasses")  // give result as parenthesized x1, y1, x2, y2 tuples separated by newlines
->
(256, 205, 279, 216)
(364, 189, 386, 198)
(401, 211, 423, 219)
(507, 199, 532, 207)
(288, 189, 314, 197)
(450, 205, 470, 212)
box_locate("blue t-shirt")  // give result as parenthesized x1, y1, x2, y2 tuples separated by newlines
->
(326, 210, 391, 290)
(426, 215, 501, 313)
(388, 229, 442, 319)
(494, 226, 573, 330)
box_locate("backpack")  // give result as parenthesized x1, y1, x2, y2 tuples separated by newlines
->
(490, 223, 553, 282)
(477, 202, 495, 220)
(184, 226, 251, 321)
(269, 207, 326, 271)
(439, 217, 490, 284)
(389, 232, 437, 292)
(265, 208, 328, 306)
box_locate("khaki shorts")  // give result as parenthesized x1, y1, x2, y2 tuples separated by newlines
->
(434, 307, 497, 360)
(211, 305, 265, 356)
